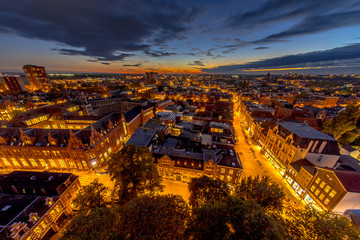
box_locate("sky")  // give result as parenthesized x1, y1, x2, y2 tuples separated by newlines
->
(0, 0, 360, 74)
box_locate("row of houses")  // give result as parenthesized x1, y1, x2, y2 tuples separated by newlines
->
(239, 100, 360, 213)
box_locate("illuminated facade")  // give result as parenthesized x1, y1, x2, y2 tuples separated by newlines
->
(0, 103, 156, 171)
(22, 65, 51, 92)
(1, 73, 27, 94)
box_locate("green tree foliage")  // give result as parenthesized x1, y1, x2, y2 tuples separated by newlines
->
(276, 206, 360, 240)
(234, 176, 285, 211)
(186, 201, 230, 240)
(323, 101, 360, 142)
(187, 198, 285, 240)
(60, 207, 120, 240)
(227, 198, 284, 240)
(72, 178, 108, 212)
(119, 194, 190, 240)
(106, 145, 164, 204)
(188, 175, 230, 208)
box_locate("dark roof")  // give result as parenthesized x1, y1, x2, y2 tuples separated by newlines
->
(0, 171, 77, 195)
(124, 105, 142, 123)
(332, 169, 360, 192)
(278, 122, 336, 141)
(290, 159, 315, 175)
(337, 155, 360, 171)
(125, 128, 157, 147)
(342, 145, 359, 152)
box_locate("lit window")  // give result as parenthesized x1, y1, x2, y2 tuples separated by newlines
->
(49, 159, 57, 168)
(11, 158, 20, 167)
(319, 181, 326, 188)
(221, 168, 225, 174)
(324, 198, 330, 205)
(324, 186, 331, 193)
(319, 194, 325, 200)
(329, 190, 336, 198)
(58, 160, 67, 168)
(314, 189, 320, 196)
(39, 159, 47, 167)
(229, 169, 234, 175)
(2, 158, 11, 166)
(29, 159, 37, 167)
(315, 177, 321, 184)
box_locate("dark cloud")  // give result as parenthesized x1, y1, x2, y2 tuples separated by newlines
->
(212, 0, 360, 51)
(255, 9, 360, 44)
(122, 63, 142, 67)
(203, 43, 360, 73)
(100, 62, 110, 65)
(144, 50, 177, 57)
(0, 0, 198, 61)
(188, 60, 204, 66)
(254, 47, 269, 50)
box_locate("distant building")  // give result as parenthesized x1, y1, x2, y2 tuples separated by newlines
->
(22, 65, 51, 92)
(0, 171, 80, 240)
(0, 73, 27, 94)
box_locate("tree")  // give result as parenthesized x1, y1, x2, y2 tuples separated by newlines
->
(234, 175, 285, 211)
(188, 175, 230, 208)
(119, 194, 190, 240)
(186, 201, 230, 240)
(186, 198, 285, 240)
(323, 101, 360, 141)
(60, 207, 120, 240)
(72, 178, 108, 212)
(227, 198, 284, 240)
(277, 206, 360, 240)
(106, 145, 164, 204)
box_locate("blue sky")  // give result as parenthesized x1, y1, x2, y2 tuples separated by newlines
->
(0, 0, 360, 74)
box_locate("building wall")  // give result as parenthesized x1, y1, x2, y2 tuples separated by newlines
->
(307, 169, 346, 211)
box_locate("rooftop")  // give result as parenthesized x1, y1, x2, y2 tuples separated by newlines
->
(278, 122, 336, 141)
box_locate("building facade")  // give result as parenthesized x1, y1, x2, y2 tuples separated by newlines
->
(22, 65, 51, 92)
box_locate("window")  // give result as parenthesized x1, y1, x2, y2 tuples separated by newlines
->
(329, 190, 337, 198)
(315, 177, 321, 184)
(314, 189, 320, 196)
(2, 158, 10, 166)
(229, 169, 234, 175)
(58, 160, 67, 168)
(39, 159, 47, 167)
(324, 198, 330, 205)
(319, 194, 325, 200)
(221, 168, 225, 174)
(324, 186, 331, 193)
(29, 159, 38, 167)
(319, 181, 326, 188)
(11, 158, 20, 167)
(310, 185, 316, 192)
(49, 159, 57, 168)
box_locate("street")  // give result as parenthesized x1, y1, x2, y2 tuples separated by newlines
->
(233, 114, 304, 208)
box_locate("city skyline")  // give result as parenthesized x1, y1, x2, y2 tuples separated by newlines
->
(1, 0, 360, 74)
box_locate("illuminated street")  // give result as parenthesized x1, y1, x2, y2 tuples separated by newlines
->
(234, 114, 304, 207)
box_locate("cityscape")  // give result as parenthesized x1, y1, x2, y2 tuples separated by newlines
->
(1, 1, 360, 240)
